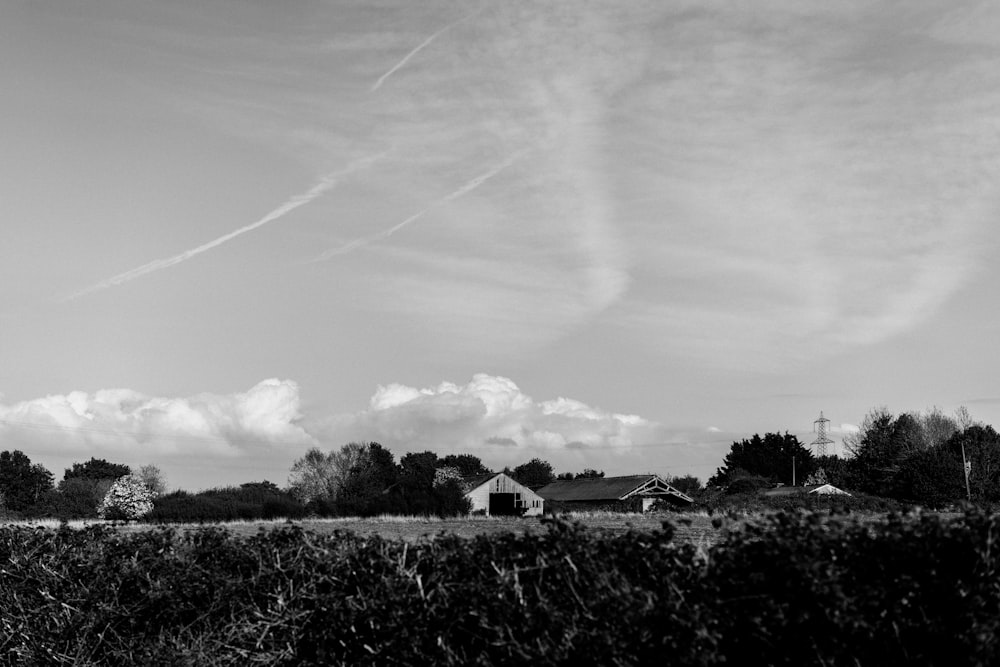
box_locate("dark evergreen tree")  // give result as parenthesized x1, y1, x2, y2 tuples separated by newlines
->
(710, 432, 814, 487)
(63, 458, 130, 482)
(512, 458, 555, 488)
(439, 454, 491, 477)
(336, 443, 402, 516)
(893, 446, 964, 508)
(0, 450, 54, 512)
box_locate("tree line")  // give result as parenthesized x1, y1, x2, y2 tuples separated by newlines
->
(0, 454, 165, 519)
(708, 407, 1000, 508)
(0, 444, 648, 521)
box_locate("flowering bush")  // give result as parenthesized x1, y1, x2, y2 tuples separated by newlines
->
(433, 466, 463, 487)
(98, 474, 154, 521)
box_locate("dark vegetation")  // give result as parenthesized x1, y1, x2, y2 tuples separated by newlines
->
(2, 406, 996, 522)
(148, 482, 309, 523)
(0, 444, 630, 522)
(706, 407, 1000, 510)
(2, 508, 999, 665)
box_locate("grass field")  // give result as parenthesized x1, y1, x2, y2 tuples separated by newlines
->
(11, 511, 725, 547)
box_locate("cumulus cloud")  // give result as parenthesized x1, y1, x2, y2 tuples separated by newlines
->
(309, 373, 668, 472)
(0, 379, 315, 458)
(1, 374, 735, 486)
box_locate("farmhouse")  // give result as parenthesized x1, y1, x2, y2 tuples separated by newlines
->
(535, 474, 694, 512)
(462, 472, 544, 516)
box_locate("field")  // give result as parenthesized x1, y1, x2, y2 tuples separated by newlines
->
(16, 510, 724, 548)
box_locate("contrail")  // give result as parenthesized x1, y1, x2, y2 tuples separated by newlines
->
(312, 150, 524, 262)
(63, 151, 388, 301)
(371, 8, 482, 92)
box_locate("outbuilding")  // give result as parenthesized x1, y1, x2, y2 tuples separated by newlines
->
(762, 483, 852, 497)
(462, 472, 545, 516)
(535, 474, 694, 513)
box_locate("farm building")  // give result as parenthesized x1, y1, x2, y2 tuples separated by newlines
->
(535, 475, 694, 512)
(462, 472, 544, 516)
(762, 483, 852, 497)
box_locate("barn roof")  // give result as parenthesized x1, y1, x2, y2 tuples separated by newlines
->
(461, 473, 500, 493)
(460, 472, 545, 501)
(535, 475, 693, 504)
(762, 484, 852, 497)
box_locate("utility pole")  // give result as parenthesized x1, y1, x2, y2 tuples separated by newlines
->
(961, 440, 971, 502)
(792, 455, 796, 487)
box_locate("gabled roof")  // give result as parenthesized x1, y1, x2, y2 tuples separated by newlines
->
(762, 484, 852, 497)
(461, 473, 500, 493)
(460, 472, 546, 504)
(535, 475, 693, 504)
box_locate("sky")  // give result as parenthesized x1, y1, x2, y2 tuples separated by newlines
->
(2, 0, 1000, 491)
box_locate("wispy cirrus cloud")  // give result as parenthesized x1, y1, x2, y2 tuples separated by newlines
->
(605, 0, 1000, 370)
(370, 7, 483, 92)
(62, 151, 388, 301)
(311, 149, 525, 261)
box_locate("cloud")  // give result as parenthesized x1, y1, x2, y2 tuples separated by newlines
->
(603, 0, 1000, 370)
(370, 7, 482, 92)
(63, 150, 387, 300)
(309, 373, 664, 471)
(311, 150, 525, 261)
(1, 374, 732, 485)
(0, 379, 315, 459)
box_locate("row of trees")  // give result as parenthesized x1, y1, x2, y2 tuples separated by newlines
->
(2, 442, 676, 521)
(0, 452, 165, 520)
(286, 446, 591, 517)
(708, 407, 999, 508)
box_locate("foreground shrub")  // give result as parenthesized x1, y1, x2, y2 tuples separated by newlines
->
(1, 509, 999, 665)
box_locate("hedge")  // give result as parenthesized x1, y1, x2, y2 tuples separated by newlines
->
(1, 508, 998, 665)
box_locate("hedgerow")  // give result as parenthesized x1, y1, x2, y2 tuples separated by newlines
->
(1, 508, 998, 665)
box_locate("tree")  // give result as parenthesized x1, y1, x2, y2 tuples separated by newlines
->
(98, 474, 154, 521)
(512, 458, 555, 488)
(399, 451, 440, 487)
(576, 469, 605, 479)
(893, 446, 964, 507)
(667, 474, 703, 496)
(439, 454, 491, 477)
(391, 451, 471, 517)
(918, 407, 960, 450)
(63, 458, 130, 482)
(336, 443, 401, 516)
(394, 451, 440, 514)
(843, 407, 954, 497)
(947, 425, 1000, 502)
(0, 450, 54, 512)
(136, 464, 167, 497)
(287, 443, 369, 504)
(812, 455, 851, 488)
(287, 448, 336, 503)
(710, 432, 814, 487)
(54, 477, 116, 519)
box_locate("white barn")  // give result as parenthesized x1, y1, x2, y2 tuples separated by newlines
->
(462, 472, 544, 516)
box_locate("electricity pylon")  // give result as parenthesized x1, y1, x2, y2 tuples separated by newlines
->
(810, 411, 835, 457)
